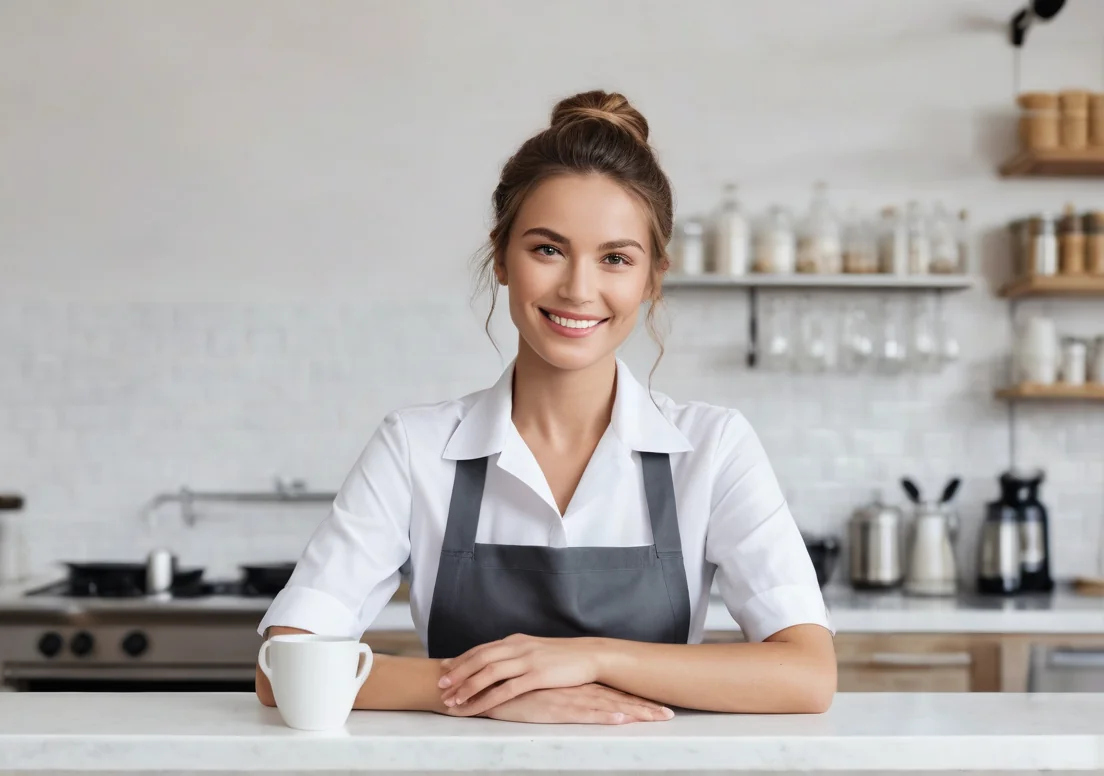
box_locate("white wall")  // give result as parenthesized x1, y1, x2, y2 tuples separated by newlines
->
(2, 0, 1103, 582)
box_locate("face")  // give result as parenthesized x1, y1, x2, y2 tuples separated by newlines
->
(497, 174, 659, 373)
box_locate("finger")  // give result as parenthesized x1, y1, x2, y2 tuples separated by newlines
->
(450, 676, 537, 717)
(440, 644, 520, 692)
(440, 641, 497, 675)
(574, 708, 634, 725)
(445, 658, 528, 707)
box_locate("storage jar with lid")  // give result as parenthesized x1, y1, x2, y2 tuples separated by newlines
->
(1018, 92, 1059, 150)
(796, 182, 841, 274)
(1028, 214, 1059, 276)
(1059, 203, 1085, 275)
(905, 201, 931, 274)
(1085, 211, 1104, 276)
(672, 218, 706, 275)
(753, 206, 796, 274)
(878, 207, 908, 275)
(848, 492, 904, 590)
(711, 183, 750, 276)
(1059, 90, 1090, 150)
(842, 205, 878, 273)
(1060, 336, 1088, 385)
(929, 202, 961, 274)
(1091, 93, 1104, 147)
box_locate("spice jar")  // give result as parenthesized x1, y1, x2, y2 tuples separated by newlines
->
(905, 201, 930, 275)
(1059, 90, 1090, 150)
(673, 219, 706, 275)
(929, 202, 961, 274)
(1091, 93, 1104, 148)
(1026, 215, 1058, 276)
(796, 182, 841, 274)
(753, 206, 796, 274)
(878, 207, 908, 275)
(1085, 211, 1104, 276)
(1059, 203, 1085, 275)
(1018, 92, 1059, 150)
(842, 207, 878, 273)
(1060, 337, 1088, 386)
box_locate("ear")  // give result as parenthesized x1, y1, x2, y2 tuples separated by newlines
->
(493, 253, 508, 286)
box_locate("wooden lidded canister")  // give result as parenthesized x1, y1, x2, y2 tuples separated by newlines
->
(1018, 92, 1059, 150)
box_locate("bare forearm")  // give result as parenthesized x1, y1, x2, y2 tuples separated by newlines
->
(255, 626, 446, 713)
(593, 626, 836, 714)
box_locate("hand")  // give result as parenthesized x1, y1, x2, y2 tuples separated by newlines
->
(438, 634, 600, 717)
(452, 683, 673, 725)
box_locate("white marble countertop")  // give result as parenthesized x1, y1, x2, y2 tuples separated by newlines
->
(1, 692, 1103, 773)
(4, 576, 1104, 634)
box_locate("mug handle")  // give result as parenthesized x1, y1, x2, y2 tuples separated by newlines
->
(354, 643, 373, 688)
(258, 640, 274, 682)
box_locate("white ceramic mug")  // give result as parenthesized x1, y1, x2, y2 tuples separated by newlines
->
(258, 634, 372, 731)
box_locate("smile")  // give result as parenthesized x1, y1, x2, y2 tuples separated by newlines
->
(539, 308, 609, 337)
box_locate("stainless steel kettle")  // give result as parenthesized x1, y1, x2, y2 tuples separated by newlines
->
(848, 492, 904, 590)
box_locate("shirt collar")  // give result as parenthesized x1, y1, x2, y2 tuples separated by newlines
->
(442, 358, 693, 461)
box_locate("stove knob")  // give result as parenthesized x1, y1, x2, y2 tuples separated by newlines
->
(37, 632, 64, 658)
(121, 631, 149, 658)
(70, 631, 94, 657)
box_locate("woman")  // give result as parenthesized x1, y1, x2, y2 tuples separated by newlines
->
(257, 90, 836, 724)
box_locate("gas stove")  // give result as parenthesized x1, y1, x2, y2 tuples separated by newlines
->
(0, 563, 292, 692)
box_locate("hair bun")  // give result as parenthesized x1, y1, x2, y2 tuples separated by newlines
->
(549, 90, 650, 146)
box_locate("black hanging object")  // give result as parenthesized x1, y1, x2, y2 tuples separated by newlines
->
(1009, 0, 1067, 47)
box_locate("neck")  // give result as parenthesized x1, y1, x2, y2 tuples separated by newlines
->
(510, 342, 617, 450)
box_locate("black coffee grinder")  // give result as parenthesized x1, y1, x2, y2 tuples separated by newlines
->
(1003, 468, 1054, 593)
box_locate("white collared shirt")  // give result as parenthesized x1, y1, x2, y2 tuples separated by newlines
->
(258, 359, 831, 645)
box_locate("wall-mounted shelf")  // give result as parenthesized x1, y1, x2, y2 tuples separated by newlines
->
(999, 147, 1104, 178)
(999, 274, 1104, 299)
(663, 273, 975, 367)
(996, 383, 1104, 401)
(664, 273, 976, 292)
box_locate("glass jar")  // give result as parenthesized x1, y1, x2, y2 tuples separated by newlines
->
(929, 202, 961, 274)
(1085, 211, 1104, 276)
(843, 206, 878, 273)
(878, 207, 908, 275)
(753, 206, 796, 274)
(905, 201, 930, 275)
(796, 182, 841, 274)
(673, 218, 706, 275)
(711, 183, 750, 276)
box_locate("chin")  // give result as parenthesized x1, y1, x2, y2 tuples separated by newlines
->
(523, 334, 618, 373)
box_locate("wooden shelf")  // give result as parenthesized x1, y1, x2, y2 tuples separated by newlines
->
(999, 274, 1104, 298)
(999, 147, 1104, 178)
(996, 383, 1104, 401)
(664, 273, 976, 292)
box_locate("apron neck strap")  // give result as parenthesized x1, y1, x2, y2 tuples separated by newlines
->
(441, 457, 489, 554)
(640, 452, 682, 555)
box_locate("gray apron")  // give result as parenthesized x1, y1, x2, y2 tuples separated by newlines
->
(426, 451, 691, 659)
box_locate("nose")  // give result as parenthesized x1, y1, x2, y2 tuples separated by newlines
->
(558, 256, 595, 305)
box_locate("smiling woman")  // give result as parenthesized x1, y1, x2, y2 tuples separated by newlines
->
(256, 90, 837, 724)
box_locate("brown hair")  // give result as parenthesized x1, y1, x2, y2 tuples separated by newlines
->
(473, 90, 674, 375)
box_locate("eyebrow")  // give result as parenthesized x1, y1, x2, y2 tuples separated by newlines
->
(521, 227, 644, 253)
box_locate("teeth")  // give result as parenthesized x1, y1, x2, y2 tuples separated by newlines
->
(548, 313, 601, 329)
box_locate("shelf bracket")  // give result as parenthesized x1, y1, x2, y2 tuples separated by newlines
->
(746, 287, 759, 368)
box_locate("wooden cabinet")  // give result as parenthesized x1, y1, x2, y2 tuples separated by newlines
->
(834, 635, 999, 692)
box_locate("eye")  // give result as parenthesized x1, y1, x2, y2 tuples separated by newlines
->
(533, 244, 561, 257)
(602, 254, 632, 266)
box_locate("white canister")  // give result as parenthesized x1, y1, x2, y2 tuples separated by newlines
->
(1060, 337, 1088, 385)
(712, 184, 750, 276)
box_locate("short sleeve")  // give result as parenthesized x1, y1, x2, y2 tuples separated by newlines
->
(704, 411, 833, 643)
(257, 412, 412, 639)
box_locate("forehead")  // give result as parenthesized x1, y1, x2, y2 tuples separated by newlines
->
(513, 174, 651, 244)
